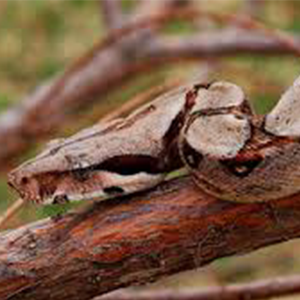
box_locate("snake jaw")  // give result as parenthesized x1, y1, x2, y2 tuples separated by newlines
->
(8, 171, 42, 204)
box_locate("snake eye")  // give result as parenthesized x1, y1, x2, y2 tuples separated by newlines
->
(220, 157, 262, 177)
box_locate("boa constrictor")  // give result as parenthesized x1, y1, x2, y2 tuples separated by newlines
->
(8, 77, 300, 205)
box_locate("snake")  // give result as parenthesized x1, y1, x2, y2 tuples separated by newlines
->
(7, 77, 300, 204)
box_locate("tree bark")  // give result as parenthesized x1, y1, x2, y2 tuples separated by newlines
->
(1, 176, 300, 300)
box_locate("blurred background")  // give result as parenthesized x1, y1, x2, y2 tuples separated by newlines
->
(1, 0, 300, 295)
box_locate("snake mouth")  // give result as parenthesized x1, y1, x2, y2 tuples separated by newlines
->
(7, 174, 43, 204)
(7, 169, 67, 205)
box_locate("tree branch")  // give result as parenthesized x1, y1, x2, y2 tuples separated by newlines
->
(243, 0, 265, 19)
(100, 0, 125, 30)
(0, 8, 299, 171)
(99, 275, 300, 300)
(1, 176, 300, 300)
(148, 30, 300, 58)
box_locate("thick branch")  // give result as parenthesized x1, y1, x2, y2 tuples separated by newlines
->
(1, 176, 300, 300)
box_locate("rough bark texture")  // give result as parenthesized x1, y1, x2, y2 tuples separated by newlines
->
(1, 176, 300, 300)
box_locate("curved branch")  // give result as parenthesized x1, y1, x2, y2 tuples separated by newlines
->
(1, 176, 300, 300)
(0, 8, 299, 170)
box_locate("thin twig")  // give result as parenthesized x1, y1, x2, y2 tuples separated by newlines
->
(0, 198, 24, 229)
(100, 0, 125, 30)
(99, 275, 300, 300)
(243, 0, 265, 19)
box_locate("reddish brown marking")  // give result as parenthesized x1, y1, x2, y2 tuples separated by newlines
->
(35, 173, 65, 202)
(239, 98, 254, 115)
(221, 152, 263, 178)
(243, 127, 297, 153)
(184, 90, 197, 110)
(161, 84, 208, 171)
(184, 82, 209, 110)
(234, 151, 263, 163)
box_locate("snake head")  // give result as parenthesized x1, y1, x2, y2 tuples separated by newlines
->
(7, 118, 167, 205)
(8, 171, 42, 204)
(8, 140, 166, 205)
